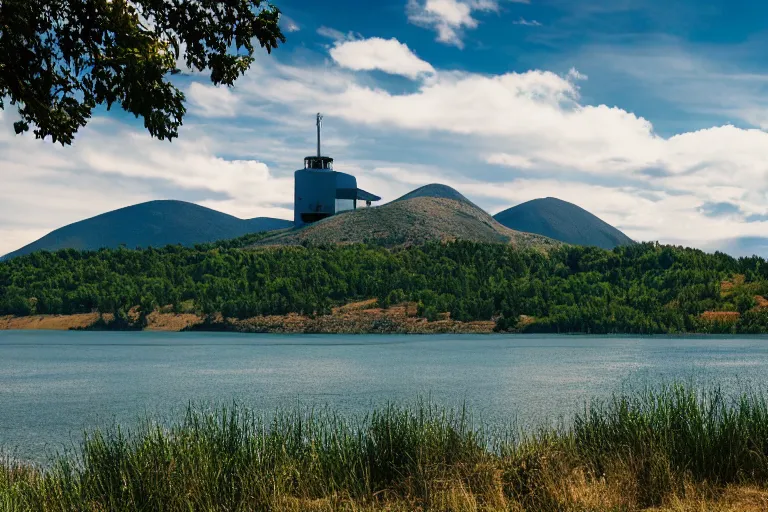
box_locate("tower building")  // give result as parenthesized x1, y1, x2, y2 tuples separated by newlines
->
(293, 114, 380, 226)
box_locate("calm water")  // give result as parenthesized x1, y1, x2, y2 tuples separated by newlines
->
(2, 331, 768, 462)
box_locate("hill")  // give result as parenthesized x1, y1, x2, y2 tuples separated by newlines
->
(394, 183, 473, 204)
(493, 197, 634, 249)
(2, 200, 293, 260)
(254, 186, 559, 250)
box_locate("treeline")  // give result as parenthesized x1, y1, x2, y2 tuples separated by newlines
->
(1, 237, 768, 333)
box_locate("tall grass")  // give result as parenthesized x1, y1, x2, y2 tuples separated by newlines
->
(573, 383, 768, 505)
(3, 384, 768, 511)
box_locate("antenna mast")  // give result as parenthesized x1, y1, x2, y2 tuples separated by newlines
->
(316, 113, 323, 157)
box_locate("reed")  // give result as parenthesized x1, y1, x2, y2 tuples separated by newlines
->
(3, 384, 768, 511)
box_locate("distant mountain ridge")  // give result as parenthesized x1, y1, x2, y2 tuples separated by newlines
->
(2, 187, 635, 260)
(1, 200, 293, 260)
(493, 197, 634, 249)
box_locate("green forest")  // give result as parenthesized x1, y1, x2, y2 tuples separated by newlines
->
(2, 235, 768, 334)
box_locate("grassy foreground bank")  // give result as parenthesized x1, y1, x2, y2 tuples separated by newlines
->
(3, 385, 768, 511)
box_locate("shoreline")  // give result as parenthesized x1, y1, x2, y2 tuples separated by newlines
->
(0, 301, 498, 334)
(4, 311, 768, 336)
(3, 301, 766, 336)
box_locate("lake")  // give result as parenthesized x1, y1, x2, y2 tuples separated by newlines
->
(2, 331, 768, 462)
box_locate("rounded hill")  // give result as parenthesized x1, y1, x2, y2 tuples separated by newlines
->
(394, 184, 473, 204)
(254, 189, 559, 250)
(493, 197, 634, 249)
(2, 200, 293, 260)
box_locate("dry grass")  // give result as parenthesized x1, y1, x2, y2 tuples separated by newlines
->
(516, 315, 536, 329)
(648, 485, 768, 512)
(700, 311, 740, 322)
(237, 485, 768, 512)
(334, 299, 381, 313)
(0, 313, 101, 330)
(144, 311, 203, 331)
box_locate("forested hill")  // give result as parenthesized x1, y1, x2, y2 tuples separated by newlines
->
(1, 239, 767, 334)
(1, 200, 293, 260)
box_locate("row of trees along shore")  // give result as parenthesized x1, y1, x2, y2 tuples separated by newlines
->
(1, 237, 768, 334)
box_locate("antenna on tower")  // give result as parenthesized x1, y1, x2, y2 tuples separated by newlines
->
(316, 113, 323, 157)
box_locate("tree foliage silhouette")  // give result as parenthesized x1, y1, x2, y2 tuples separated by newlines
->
(0, 0, 285, 144)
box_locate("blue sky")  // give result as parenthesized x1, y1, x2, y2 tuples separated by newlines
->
(2, 0, 768, 256)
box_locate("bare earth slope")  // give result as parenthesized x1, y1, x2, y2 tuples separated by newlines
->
(254, 196, 560, 249)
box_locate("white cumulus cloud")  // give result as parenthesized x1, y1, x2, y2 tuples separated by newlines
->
(329, 37, 435, 79)
(407, 0, 499, 48)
